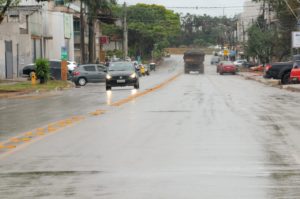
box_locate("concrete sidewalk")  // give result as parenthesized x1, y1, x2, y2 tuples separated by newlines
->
(238, 72, 300, 92)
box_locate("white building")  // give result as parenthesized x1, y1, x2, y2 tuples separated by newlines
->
(0, 0, 75, 79)
(237, 1, 262, 43)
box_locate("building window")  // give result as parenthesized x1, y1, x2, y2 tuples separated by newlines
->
(74, 20, 80, 32)
(55, 0, 65, 6)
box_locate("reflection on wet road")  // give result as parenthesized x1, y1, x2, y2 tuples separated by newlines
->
(0, 58, 180, 142)
(1, 55, 300, 198)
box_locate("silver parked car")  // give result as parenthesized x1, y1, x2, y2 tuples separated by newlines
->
(72, 64, 107, 86)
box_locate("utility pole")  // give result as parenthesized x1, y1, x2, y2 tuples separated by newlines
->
(80, 1, 85, 64)
(123, 2, 128, 59)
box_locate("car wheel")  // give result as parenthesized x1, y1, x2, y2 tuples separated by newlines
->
(106, 85, 111, 90)
(134, 82, 139, 89)
(281, 72, 291, 85)
(220, 72, 223, 75)
(77, 77, 87, 86)
(232, 72, 236, 75)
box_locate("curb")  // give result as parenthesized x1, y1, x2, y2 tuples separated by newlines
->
(0, 85, 74, 99)
(239, 72, 300, 93)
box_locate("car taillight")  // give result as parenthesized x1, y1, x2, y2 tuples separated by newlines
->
(73, 71, 80, 76)
(265, 64, 272, 71)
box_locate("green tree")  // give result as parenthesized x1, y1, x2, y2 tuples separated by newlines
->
(126, 4, 180, 58)
(251, 0, 298, 61)
(246, 24, 274, 64)
(67, 0, 116, 63)
(178, 14, 236, 48)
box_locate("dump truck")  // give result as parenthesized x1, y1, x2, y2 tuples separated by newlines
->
(183, 50, 205, 74)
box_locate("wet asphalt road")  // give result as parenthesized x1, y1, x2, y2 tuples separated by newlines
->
(0, 58, 178, 142)
(1, 55, 300, 198)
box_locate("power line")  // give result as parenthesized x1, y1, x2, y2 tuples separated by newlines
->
(166, 5, 258, 9)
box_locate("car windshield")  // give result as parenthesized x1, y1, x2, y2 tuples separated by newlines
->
(109, 62, 134, 71)
(222, 61, 233, 65)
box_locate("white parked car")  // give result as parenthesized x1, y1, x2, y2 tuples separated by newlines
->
(233, 59, 247, 67)
(67, 61, 78, 71)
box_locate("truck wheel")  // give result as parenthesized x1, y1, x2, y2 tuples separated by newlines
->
(184, 70, 189, 74)
(281, 72, 291, 85)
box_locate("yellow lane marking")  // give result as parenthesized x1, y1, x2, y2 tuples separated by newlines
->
(89, 110, 106, 116)
(25, 132, 34, 137)
(10, 138, 21, 143)
(6, 145, 16, 149)
(36, 132, 45, 136)
(0, 73, 180, 158)
(111, 73, 181, 107)
(22, 138, 31, 142)
(0, 115, 86, 159)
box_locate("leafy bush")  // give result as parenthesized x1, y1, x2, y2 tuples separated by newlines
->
(106, 49, 124, 58)
(35, 58, 50, 84)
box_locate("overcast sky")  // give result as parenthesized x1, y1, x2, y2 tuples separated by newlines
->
(121, 0, 247, 17)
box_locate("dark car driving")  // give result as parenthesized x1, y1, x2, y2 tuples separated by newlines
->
(105, 62, 139, 90)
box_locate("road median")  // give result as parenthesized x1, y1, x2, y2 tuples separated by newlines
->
(0, 81, 73, 99)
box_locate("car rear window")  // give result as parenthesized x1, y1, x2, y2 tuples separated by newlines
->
(83, 65, 96, 71)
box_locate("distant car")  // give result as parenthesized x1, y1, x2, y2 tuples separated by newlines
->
(233, 59, 247, 67)
(22, 60, 72, 80)
(149, 62, 156, 71)
(67, 61, 78, 71)
(106, 61, 139, 90)
(218, 61, 236, 75)
(72, 64, 107, 86)
(210, 56, 220, 65)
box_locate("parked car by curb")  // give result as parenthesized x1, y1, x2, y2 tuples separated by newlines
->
(22, 60, 77, 80)
(290, 61, 300, 83)
(22, 60, 75, 80)
(217, 61, 236, 75)
(263, 62, 293, 84)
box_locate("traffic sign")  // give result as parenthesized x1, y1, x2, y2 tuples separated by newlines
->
(224, 49, 229, 56)
(61, 47, 68, 60)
